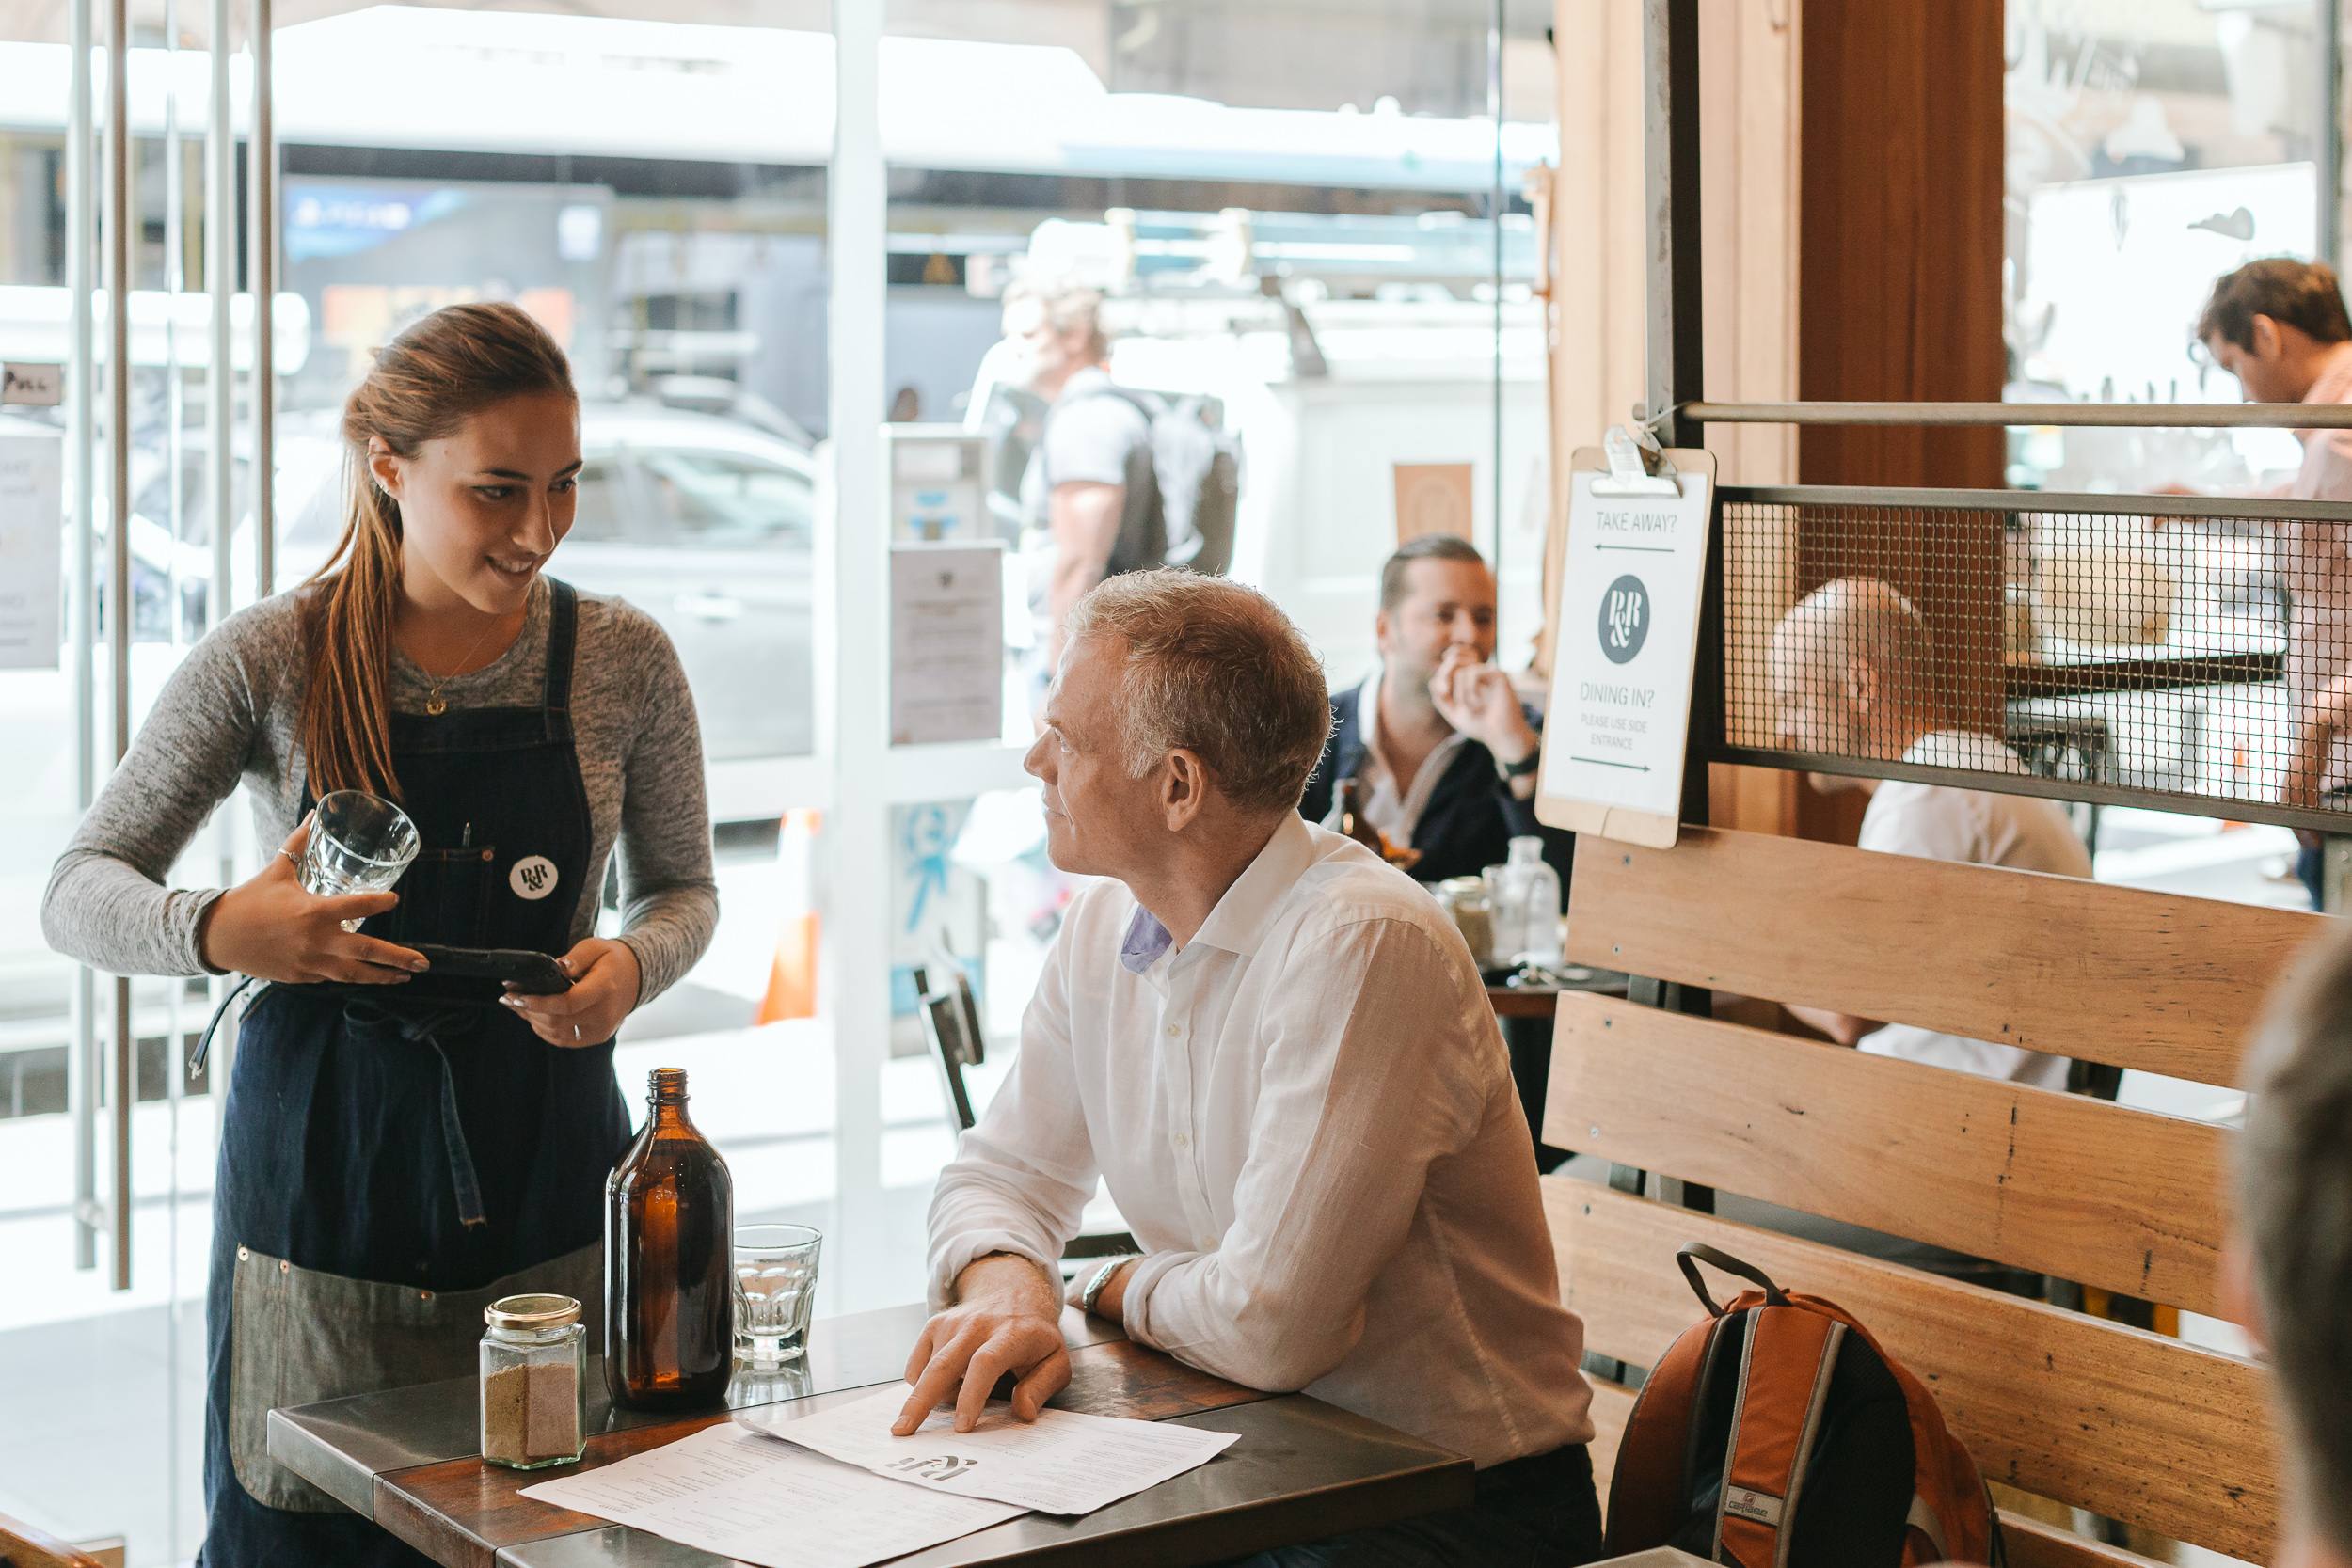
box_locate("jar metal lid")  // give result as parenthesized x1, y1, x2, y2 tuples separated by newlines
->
(485, 1292, 581, 1330)
(1438, 876, 1486, 894)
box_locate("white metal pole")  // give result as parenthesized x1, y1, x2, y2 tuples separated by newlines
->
(824, 0, 894, 1310)
(65, 0, 99, 1275)
(107, 0, 135, 1293)
(206, 0, 240, 1095)
(248, 0, 272, 600)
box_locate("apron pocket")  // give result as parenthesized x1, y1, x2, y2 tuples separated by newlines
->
(373, 847, 499, 947)
(228, 1241, 602, 1512)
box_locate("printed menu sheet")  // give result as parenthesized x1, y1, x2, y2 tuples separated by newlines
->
(737, 1385, 1241, 1516)
(516, 1420, 1022, 1568)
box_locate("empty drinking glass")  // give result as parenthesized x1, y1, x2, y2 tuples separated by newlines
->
(300, 790, 421, 932)
(733, 1223, 822, 1367)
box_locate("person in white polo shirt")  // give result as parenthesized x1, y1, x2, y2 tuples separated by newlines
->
(1766, 578, 2092, 1091)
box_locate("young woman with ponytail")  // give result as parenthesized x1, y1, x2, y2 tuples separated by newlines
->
(41, 302, 717, 1566)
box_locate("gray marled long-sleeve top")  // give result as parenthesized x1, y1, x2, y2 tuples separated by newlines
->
(40, 576, 718, 1002)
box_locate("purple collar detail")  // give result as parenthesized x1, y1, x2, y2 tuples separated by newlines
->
(1120, 906, 1175, 974)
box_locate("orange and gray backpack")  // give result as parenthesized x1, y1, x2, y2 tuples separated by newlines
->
(1603, 1243, 2005, 1566)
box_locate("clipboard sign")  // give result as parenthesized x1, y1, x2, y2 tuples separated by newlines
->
(1534, 443, 1717, 849)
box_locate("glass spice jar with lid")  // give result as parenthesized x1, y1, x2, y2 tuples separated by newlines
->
(481, 1293, 588, 1470)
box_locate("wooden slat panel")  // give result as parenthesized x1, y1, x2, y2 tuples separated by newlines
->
(1545, 993, 2229, 1312)
(1999, 1512, 2173, 1568)
(1565, 826, 2318, 1085)
(1542, 1178, 2278, 1561)
(1585, 1377, 1636, 1509)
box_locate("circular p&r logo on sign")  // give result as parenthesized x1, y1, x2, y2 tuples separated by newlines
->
(1597, 574, 1649, 665)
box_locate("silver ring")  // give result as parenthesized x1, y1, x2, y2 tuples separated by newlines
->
(572, 1024, 580, 1040)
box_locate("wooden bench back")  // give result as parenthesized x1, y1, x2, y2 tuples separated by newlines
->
(1548, 826, 2313, 1565)
(0, 1513, 112, 1568)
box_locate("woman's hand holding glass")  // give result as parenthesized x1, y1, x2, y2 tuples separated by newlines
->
(199, 816, 430, 985)
(501, 938, 640, 1049)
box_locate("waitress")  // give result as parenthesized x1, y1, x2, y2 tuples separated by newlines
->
(40, 302, 717, 1566)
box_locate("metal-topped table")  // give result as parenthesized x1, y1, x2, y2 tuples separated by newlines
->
(267, 1302, 1471, 1568)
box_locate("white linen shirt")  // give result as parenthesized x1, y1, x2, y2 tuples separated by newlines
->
(927, 814, 1595, 1469)
(2273, 346, 2352, 791)
(1854, 731, 2093, 1090)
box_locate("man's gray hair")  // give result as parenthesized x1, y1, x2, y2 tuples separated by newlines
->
(1785, 577, 1937, 693)
(1064, 569, 1332, 815)
(1003, 275, 1109, 363)
(2241, 926, 2352, 1553)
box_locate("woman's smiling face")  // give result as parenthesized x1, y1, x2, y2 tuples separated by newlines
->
(370, 391, 582, 616)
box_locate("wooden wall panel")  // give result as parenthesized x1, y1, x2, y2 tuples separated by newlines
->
(1795, 0, 2008, 760)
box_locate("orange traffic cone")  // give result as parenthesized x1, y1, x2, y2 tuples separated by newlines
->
(756, 809, 821, 1024)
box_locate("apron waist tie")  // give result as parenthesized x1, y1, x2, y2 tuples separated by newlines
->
(342, 1001, 493, 1231)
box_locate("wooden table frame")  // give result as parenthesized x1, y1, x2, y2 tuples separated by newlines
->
(268, 1303, 1472, 1568)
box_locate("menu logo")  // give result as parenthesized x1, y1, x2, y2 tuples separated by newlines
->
(888, 1453, 981, 1482)
(1724, 1485, 1785, 1527)
(1598, 573, 1649, 665)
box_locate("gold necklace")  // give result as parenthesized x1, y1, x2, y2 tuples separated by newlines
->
(419, 615, 506, 717)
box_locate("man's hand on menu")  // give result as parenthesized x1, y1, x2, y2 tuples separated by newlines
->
(1429, 646, 1538, 777)
(896, 1253, 1071, 1435)
(501, 939, 641, 1049)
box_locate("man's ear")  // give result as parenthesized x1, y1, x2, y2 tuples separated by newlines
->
(2251, 313, 2282, 363)
(1162, 749, 1211, 832)
(1845, 654, 1880, 717)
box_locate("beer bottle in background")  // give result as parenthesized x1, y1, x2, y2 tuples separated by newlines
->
(1338, 777, 1391, 860)
(605, 1068, 735, 1408)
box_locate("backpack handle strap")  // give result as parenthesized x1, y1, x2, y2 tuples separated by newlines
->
(1677, 1243, 1792, 1316)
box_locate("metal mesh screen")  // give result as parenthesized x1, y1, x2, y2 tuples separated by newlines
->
(1710, 484, 2352, 834)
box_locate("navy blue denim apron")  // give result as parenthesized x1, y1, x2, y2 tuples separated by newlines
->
(199, 581, 632, 1567)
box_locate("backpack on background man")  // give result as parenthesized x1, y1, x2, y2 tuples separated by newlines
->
(1603, 1244, 2004, 1567)
(1058, 381, 1243, 578)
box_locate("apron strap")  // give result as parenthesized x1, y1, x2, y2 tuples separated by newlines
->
(542, 578, 580, 744)
(342, 1002, 493, 1231)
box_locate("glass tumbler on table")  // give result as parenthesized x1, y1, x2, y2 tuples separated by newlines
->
(733, 1223, 822, 1367)
(299, 790, 421, 931)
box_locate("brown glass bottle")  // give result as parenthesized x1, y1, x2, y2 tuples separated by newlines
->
(1337, 777, 1391, 859)
(604, 1068, 735, 1409)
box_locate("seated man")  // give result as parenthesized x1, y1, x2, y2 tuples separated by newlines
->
(1298, 533, 1572, 886)
(1768, 578, 2091, 1090)
(907, 569, 1602, 1564)
(2235, 927, 2352, 1568)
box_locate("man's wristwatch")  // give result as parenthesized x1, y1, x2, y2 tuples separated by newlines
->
(1079, 1256, 1131, 1318)
(1495, 748, 1541, 781)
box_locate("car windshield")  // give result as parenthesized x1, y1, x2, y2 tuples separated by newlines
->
(635, 451, 812, 550)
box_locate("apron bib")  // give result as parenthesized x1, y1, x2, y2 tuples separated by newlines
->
(200, 581, 633, 1565)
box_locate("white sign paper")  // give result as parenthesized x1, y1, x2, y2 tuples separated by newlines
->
(0, 435, 62, 669)
(1540, 467, 1713, 823)
(891, 542, 1005, 746)
(1, 363, 63, 405)
(738, 1385, 1241, 1516)
(517, 1420, 1023, 1568)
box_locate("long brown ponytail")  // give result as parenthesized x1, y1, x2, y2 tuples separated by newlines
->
(300, 301, 575, 800)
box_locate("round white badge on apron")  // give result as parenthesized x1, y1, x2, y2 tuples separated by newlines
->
(510, 855, 559, 901)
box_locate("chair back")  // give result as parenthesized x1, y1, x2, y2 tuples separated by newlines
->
(914, 962, 986, 1132)
(1548, 826, 2312, 1565)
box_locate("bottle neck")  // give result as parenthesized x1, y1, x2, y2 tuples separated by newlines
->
(646, 1070, 694, 1132)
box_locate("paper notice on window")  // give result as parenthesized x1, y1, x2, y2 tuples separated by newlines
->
(891, 542, 1005, 746)
(738, 1385, 1241, 1516)
(0, 436, 61, 670)
(516, 1420, 1022, 1568)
